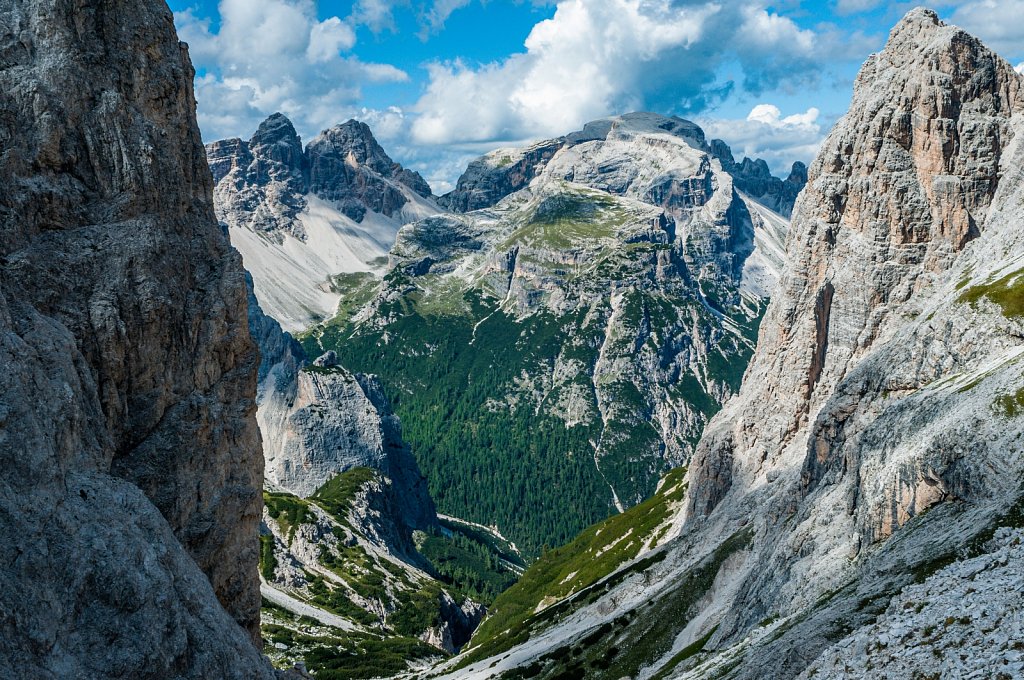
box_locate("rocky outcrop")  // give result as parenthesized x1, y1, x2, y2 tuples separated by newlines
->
(210, 115, 440, 330)
(800, 528, 1024, 679)
(688, 6, 1024, 525)
(307, 120, 432, 221)
(437, 138, 564, 212)
(247, 286, 436, 533)
(434, 10, 1024, 680)
(208, 114, 309, 241)
(443, 113, 804, 219)
(261, 357, 436, 529)
(683, 9, 1024, 675)
(0, 0, 274, 677)
(710, 139, 807, 217)
(423, 594, 487, 654)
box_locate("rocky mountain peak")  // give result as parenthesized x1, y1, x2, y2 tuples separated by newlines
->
(252, 111, 302, 146)
(690, 4, 1024, 523)
(787, 160, 808, 186)
(709, 139, 807, 216)
(210, 113, 441, 329)
(564, 111, 708, 148)
(670, 8, 1024, 674)
(305, 118, 433, 214)
(309, 119, 397, 177)
(249, 112, 305, 175)
(443, 113, 806, 217)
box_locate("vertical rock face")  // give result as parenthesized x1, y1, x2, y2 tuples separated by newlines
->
(209, 114, 440, 330)
(307, 120, 433, 220)
(688, 7, 1024, 519)
(258, 347, 437, 531)
(248, 285, 437, 532)
(669, 8, 1024, 677)
(208, 114, 309, 241)
(0, 0, 273, 677)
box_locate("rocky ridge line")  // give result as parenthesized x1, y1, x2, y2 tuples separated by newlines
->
(440, 113, 806, 217)
(208, 114, 440, 330)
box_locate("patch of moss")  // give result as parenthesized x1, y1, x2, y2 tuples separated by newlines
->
(312, 468, 378, 523)
(957, 268, 1024, 318)
(993, 386, 1024, 417)
(260, 534, 277, 580)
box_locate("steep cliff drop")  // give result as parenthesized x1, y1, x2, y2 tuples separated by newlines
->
(0, 1, 276, 677)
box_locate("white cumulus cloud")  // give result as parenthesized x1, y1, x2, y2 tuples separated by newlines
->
(410, 0, 820, 147)
(306, 17, 356, 63)
(1016, 62, 1024, 75)
(699, 104, 823, 177)
(176, 0, 406, 142)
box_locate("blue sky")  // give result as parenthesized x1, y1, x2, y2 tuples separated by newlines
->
(169, 0, 1024, 192)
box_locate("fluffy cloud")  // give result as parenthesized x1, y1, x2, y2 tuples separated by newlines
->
(175, 0, 406, 141)
(410, 0, 820, 146)
(351, 0, 403, 32)
(1016, 62, 1024, 75)
(947, 0, 1024, 59)
(699, 104, 824, 176)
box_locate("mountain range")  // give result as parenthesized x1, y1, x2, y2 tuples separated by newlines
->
(214, 109, 799, 564)
(2, 3, 1022, 680)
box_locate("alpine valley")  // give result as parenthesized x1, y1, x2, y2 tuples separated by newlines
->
(1, 3, 1022, 680)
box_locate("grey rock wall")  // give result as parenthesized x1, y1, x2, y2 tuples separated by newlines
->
(0, 0, 275, 676)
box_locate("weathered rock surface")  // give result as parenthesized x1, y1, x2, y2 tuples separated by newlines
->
(260, 476, 485, 662)
(434, 10, 1024, 680)
(0, 0, 274, 676)
(210, 115, 440, 330)
(442, 113, 805, 219)
(800, 528, 1024, 679)
(437, 138, 565, 212)
(259, 354, 436, 530)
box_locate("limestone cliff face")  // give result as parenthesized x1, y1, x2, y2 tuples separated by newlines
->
(0, 0, 273, 677)
(710, 139, 807, 217)
(687, 6, 1024, 524)
(258, 348, 437, 532)
(435, 11, 1024, 680)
